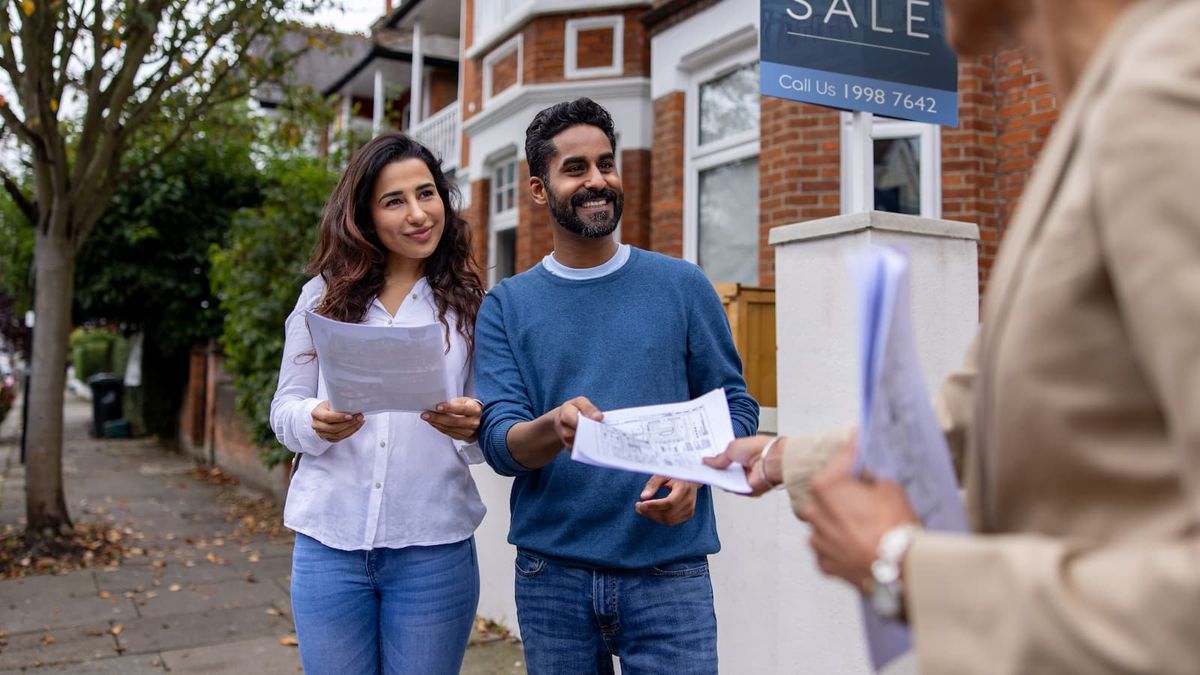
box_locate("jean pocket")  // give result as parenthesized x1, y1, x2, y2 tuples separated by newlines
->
(649, 559, 710, 578)
(514, 551, 546, 579)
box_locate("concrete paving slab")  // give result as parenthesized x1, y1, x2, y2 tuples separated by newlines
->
(93, 560, 245, 594)
(461, 638, 527, 675)
(0, 622, 120, 670)
(2, 653, 167, 673)
(0, 570, 97, 605)
(1, 592, 138, 635)
(159, 636, 302, 674)
(131, 576, 288, 619)
(115, 605, 293, 655)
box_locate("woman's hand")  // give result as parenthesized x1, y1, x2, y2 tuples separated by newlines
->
(311, 401, 365, 443)
(422, 397, 483, 441)
(800, 442, 920, 587)
(703, 434, 786, 496)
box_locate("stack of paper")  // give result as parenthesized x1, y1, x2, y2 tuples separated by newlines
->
(571, 388, 752, 494)
(851, 247, 969, 670)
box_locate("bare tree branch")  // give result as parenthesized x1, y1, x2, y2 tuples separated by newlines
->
(0, 164, 36, 224)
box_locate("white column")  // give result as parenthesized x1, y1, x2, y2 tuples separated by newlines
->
(410, 20, 425, 128)
(751, 210, 977, 674)
(372, 67, 385, 136)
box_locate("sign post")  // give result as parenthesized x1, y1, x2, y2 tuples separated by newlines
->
(760, 0, 958, 127)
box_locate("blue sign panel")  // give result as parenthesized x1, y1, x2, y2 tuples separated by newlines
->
(760, 0, 958, 126)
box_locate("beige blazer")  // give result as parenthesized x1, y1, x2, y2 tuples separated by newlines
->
(782, 1, 1200, 672)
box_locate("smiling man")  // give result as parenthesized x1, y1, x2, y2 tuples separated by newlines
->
(473, 98, 759, 674)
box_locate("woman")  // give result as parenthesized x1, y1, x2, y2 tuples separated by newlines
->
(270, 133, 486, 674)
(710, 0, 1200, 672)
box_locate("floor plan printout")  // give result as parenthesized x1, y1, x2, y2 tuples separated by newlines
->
(851, 247, 970, 671)
(572, 388, 752, 494)
(305, 311, 451, 415)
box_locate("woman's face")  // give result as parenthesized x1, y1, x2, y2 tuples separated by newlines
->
(369, 158, 446, 266)
(944, 0, 1029, 56)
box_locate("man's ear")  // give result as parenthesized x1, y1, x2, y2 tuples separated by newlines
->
(529, 176, 548, 206)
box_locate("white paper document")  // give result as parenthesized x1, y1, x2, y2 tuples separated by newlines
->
(305, 311, 451, 415)
(850, 247, 970, 671)
(571, 389, 752, 494)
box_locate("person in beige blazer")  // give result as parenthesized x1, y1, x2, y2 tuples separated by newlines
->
(707, 0, 1200, 672)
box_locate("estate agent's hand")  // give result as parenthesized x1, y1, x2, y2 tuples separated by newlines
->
(800, 442, 920, 587)
(554, 396, 603, 451)
(635, 476, 699, 526)
(422, 397, 483, 441)
(311, 401, 365, 443)
(703, 434, 786, 496)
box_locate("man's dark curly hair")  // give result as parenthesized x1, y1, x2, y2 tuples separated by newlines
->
(524, 98, 618, 184)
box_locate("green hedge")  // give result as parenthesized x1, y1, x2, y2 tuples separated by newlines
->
(210, 156, 336, 468)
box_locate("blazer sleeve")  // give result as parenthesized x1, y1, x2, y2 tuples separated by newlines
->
(907, 13, 1200, 673)
(781, 333, 979, 515)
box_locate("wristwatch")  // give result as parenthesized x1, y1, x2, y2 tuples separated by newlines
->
(869, 523, 920, 618)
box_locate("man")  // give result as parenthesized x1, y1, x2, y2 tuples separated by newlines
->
(474, 98, 759, 674)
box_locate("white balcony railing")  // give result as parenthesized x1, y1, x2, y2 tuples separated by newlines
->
(473, 0, 526, 49)
(409, 102, 460, 171)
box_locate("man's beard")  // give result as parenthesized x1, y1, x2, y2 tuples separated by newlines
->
(547, 186, 624, 238)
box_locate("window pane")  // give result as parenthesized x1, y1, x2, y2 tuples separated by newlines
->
(495, 228, 517, 282)
(698, 156, 759, 285)
(699, 63, 760, 146)
(873, 137, 921, 216)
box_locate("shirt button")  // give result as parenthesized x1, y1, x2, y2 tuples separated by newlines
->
(379, 441, 385, 448)
(386, 319, 393, 326)
(411, 293, 417, 300)
(375, 482, 382, 489)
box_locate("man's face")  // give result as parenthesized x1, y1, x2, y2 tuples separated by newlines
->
(535, 124, 624, 238)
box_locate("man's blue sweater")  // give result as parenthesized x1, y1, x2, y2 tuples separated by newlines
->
(474, 247, 759, 569)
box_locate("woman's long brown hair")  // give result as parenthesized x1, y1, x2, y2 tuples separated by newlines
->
(308, 133, 484, 355)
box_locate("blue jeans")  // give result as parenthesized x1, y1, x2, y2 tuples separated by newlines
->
(513, 549, 718, 675)
(290, 533, 479, 675)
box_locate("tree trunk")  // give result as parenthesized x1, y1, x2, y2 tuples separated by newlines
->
(24, 226, 77, 538)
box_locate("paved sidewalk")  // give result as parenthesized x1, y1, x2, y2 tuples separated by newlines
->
(0, 394, 525, 673)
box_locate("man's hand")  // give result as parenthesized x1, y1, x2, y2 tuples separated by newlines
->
(553, 396, 603, 451)
(422, 397, 483, 441)
(800, 442, 920, 587)
(703, 434, 785, 496)
(635, 475, 699, 526)
(311, 401, 365, 443)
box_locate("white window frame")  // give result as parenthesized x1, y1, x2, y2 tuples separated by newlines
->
(840, 113, 942, 218)
(564, 16, 624, 79)
(682, 41, 761, 271)
(487, 154, 519, 288)
(482, 34, 523, 104)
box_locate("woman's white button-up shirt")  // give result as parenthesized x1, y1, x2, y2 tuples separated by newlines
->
(270, 276, 486, 551)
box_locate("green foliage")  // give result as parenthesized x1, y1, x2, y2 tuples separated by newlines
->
(73, 104, 263, 437)
(210, 155, 335, 467)
(68, 328, 127, 381)
(0, 189, 34, 315)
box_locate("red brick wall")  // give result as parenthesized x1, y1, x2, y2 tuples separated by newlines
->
(465, 178, 491, 274)
(941, 48, 1057, 294)
(620, 149, 651, 249)
(516, 160, 556, 273)
(428, 69, 458, 114)
(758, 99, 842, 287)
(649, 92, 685, 258)
(490, 48, 520, 97)
(577, 27, 615, 70)
(943, 55, 1000, 294)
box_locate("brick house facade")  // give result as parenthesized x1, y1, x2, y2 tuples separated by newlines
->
(459, 0, 1057, 300)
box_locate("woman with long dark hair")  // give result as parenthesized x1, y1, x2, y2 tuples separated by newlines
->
(270, 133, 486, 674)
